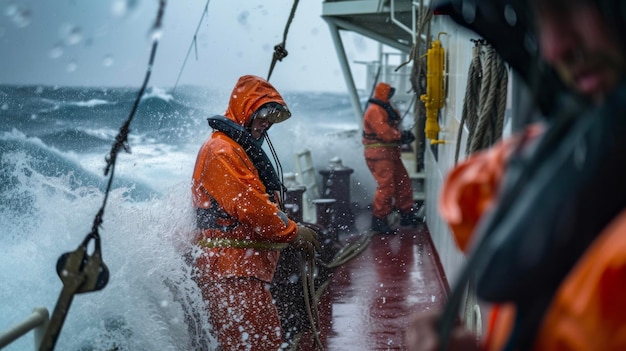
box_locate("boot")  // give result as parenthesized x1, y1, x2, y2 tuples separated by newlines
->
(400, 210, 420, 227)
(371, 216, 393, 234)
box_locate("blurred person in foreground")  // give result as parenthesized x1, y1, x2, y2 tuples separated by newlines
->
(406, 0, 626, 350)
(362, 81, 418, 234)
(190, 75, 320, 350)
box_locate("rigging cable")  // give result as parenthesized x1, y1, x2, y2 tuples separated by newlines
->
(172, 0, 211, 92)
(362, 63, 382, 113)
(266, 0, 300, 81)
(39, 2, 167, 350)
(406, 0, 432, 171)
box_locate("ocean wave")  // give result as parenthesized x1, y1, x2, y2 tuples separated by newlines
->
(38, 128, 114, 151)
(69, 98, 113, 107)
(141, 86, 173, 102)
(0, 133, 159, 213)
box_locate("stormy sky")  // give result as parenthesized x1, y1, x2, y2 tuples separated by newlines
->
(0, 0, 380, 93)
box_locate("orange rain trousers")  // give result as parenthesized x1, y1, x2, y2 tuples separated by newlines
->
(196, 276, 283, 351)
(365, 146, 414, 218)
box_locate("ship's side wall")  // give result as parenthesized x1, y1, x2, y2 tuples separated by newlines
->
(422, 13, 522, 335)
(423, 14, 475, 288)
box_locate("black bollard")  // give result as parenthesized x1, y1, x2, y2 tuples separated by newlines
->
(285, 185, 307, 223)
(318, 157, 354, 231)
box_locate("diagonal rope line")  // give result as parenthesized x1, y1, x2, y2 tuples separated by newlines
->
(173, 0, 211, 91)
(93, 0, 167, 240)
(267, 0, 300, 81)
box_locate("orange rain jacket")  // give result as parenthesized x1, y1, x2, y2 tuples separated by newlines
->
(191, 75, 298, 283)
(439, 124, 626, 351)
(362, 82, 402, 148)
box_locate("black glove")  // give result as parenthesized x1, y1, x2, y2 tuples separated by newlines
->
(400, 130, 416, 145)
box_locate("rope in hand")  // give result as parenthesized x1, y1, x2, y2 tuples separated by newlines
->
(39, 2, 167, 350)
(267, 0, 300, 81)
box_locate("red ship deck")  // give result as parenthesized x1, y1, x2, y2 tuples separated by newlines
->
(299, 224, 449, 350)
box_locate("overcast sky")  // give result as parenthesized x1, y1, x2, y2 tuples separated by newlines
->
(0, 0, 380, 93)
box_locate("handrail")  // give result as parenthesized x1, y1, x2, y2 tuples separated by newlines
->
(390, 0, 417, 43)
(0, 307, 49, 350)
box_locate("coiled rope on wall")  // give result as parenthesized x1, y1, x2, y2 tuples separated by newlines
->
(455, 40, 508, 164)
(451, 40, 508, 343)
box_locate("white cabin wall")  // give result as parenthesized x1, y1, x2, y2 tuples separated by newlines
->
(423, 15, 484, 287)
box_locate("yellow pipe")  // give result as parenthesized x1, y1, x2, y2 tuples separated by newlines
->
(420, 32, 447, 144)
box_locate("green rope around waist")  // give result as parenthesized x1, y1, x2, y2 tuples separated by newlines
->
(363, 142, 399, 148)
(197, 237, 289, 250)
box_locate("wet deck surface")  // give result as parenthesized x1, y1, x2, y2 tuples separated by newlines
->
(300, 224, 449, 350)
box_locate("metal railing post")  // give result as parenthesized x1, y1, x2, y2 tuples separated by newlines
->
(0, 307, 50, 350)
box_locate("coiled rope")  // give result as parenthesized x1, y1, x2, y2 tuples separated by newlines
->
(290, 231, 373, 350)
(455, 40, 508, 164)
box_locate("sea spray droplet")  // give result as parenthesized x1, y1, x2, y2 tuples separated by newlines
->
(237, 11, 250, 26)
(49, 43, 63, 59)
(111, 0, 140, 18)
(66, 60, 77, 73)
(5, 4, 32, 28)
(13, 8, 31, 28)
(3, 4, 16, 16)
(111, 0, 128, 17)
(62, 25, 83, 46)
(103, 55, 114, 67)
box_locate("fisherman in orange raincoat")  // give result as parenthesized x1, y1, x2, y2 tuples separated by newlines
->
(362, 81, 418, 233)
(190, 75, 319, 351)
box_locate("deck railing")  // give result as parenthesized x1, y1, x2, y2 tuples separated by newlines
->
(0, 307, 49, 350)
